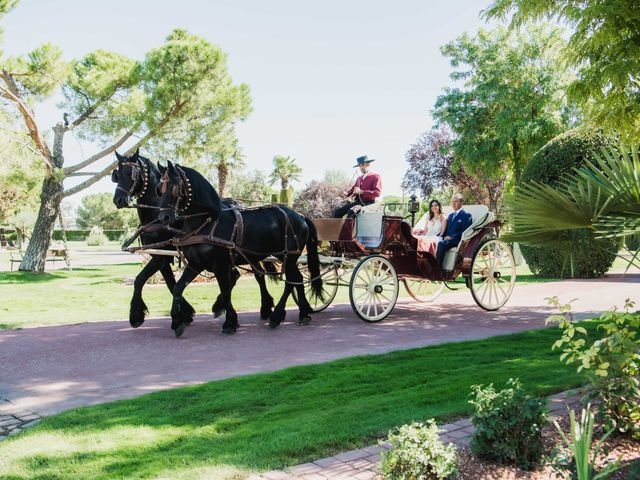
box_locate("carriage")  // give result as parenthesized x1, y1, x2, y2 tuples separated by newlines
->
(292, 203, 517, 322)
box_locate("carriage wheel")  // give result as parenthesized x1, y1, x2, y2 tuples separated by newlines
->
(403, 278, 445, 303)
(292, 266, 339, 313)
(470, 239, 516, 311)
(349, 255, 399, 322)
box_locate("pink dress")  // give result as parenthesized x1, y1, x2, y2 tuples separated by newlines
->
(413, 216, 444, 255)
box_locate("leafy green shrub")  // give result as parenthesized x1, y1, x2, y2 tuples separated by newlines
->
(469, 378, 547, 470)
(86, 226, 108, 246)
(380, 420, 457, 480)
(546, 297, 640, 439)
(519, 128, 618, 278)
(521, 234, 620, 279)
(625, 233, 640, 252)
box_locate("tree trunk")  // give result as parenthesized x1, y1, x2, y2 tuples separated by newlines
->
(512, 139, 521, 184)
(18, 175, 63, 272)
(218, 163, 228, 197)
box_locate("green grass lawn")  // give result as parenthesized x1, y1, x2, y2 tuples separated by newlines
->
(0, 262, 552, 330)
(0, 322, 590, 480)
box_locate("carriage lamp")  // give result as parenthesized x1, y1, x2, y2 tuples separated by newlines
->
(408, 194, 420, 226)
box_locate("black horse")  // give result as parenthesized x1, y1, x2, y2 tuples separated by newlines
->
(157, 161, 323, 335)
(112, 151, 276, 332)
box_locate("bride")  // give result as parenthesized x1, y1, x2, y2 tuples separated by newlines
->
(413, 199, 447, 254)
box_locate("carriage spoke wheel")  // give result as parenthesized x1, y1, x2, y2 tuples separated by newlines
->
(292, 266, 339, 313)
(470, 239, 516, 311)
(403, 278, 445, 303)
(349, 255, 399, 322)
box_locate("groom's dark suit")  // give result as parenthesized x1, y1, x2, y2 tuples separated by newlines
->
(436, 208, 473, 267)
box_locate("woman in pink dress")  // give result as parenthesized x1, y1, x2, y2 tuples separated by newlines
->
(413, 199, 447, 255)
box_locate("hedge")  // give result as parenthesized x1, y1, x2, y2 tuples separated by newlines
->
(52, 229, 125, 242)
(519, 129, 618, 278)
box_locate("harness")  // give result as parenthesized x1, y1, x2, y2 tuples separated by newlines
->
(113, 160, 149, 199)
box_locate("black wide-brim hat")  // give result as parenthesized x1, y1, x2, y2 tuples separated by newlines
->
(354, 155, 376, 167)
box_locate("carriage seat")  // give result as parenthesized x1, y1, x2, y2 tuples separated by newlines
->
(441, 204, 495, 271)
(354, 209, 384, 248)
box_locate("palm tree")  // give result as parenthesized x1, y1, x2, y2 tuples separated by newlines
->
(506, 144, 640, 272)
(269, 155, 303, 190)
(207, 139, 245, 197)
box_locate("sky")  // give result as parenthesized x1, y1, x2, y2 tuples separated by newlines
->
(2, 0, 500, 208)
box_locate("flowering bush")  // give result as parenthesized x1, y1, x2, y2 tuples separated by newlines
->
(380, 420, 457, 480)
(86, 226, 108, 246)
(292, 180, 347, 218)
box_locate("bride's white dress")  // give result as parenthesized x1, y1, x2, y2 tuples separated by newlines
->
(413, 215, 445, 253)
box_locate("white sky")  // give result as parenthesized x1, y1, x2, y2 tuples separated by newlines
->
(2, 0, 500, 208)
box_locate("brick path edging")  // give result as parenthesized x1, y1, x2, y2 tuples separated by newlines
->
(0, 398, 42, 441)
(251, 389, 585, 480)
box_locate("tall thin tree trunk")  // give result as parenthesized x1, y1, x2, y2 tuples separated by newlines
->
(19, 123, 65, 273)
(512, 139, 521, 184)
(218, 163, 228, 197)
(18, 176, 63, 272)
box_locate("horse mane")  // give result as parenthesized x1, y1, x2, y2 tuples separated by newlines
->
(180, 165, 222, 219)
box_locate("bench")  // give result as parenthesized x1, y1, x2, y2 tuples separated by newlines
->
(10, 247, 69, 271)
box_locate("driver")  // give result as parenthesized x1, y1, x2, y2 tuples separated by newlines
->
(332, 155, 382, 218)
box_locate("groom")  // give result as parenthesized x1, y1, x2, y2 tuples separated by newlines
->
(436, 194, 473, 268)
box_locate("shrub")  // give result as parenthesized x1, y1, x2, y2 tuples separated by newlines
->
(625, 233, 640, 252)
(86, 226, 108, 246)
(546, 297, 640, 439)
(292, 180, 348, 218)
(380, 420, 457, 480)
(519, 128, 618, 278)
(469, 378, 547, 470)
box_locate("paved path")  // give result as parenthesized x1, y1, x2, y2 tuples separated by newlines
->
(1, 274, 637, 416)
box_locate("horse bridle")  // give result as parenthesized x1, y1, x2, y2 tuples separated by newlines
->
(112, 160, 149, 199)
(159, 166, 192, 213)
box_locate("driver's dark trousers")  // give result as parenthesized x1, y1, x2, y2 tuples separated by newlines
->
(332, 199, 374, 218)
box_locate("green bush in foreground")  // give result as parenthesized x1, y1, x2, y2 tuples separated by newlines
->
(469, 378, 547, 470)
(547, 297, 640, 439)
(381, 420, 457, 480)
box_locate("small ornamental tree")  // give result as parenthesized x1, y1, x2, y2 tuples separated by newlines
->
(402, 127, 505, 210)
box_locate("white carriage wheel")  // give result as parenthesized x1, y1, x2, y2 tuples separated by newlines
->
(292, 266, 339, 313)
(349, 255, 399, 322)
(470, 239, 516, 311)
(403, 278, 445, 303)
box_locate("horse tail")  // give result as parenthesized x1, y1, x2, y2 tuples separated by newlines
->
(262, 260, 280, 284)
(304, 217, 324, 300)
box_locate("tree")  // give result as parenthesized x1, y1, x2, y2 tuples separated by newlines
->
(227, 169, 273, 205)
(0, 112, 43, 222)
(433, 24, 573, 186)
(0, 3, 251, 272)
(268, 155, 303, 190)
(484, 0, 640, 142)
(323, 169, 351, 187)
(402, 127, 505, 211)
(76, 192, 137, 230)
(200, 135, 245, 197)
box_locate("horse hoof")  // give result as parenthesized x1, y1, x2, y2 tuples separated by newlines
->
(222, 326, 236, 335)
(129, 318, 145, 329)
(213, 308, 226, 319)
(298, 315, 311, 326)
(260, 308, 273, 320)
(174, 323, 186, 338)
(269, 321, 280, 329)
